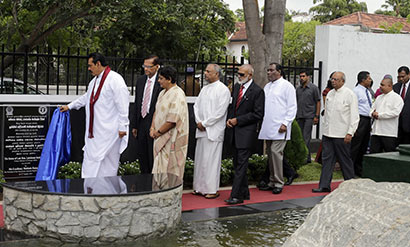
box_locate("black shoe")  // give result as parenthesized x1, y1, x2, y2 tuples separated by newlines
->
(272, 187, 282, 194)
(259, 184, 274, 191)
(312, 188, 331, 193)
(224, 198, 244, 205)
(256, 180, 268, 189)
(244, 195, 250, 200)
(285, 174, 299, 186)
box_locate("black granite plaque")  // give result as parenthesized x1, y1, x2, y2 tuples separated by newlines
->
(1, 106, 50, 179)
(2, 174, 182, 196)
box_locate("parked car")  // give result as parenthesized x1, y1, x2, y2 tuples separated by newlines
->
(0, 78, 44, 94)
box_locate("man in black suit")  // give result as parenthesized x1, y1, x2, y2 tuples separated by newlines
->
(394, 66, 410, 144)
(225, 64, 264, 205)
(131, 55, 162, 174)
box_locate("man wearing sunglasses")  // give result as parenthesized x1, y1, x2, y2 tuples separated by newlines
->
(131, 55, 162, 174)
(225, 64, 264, 204)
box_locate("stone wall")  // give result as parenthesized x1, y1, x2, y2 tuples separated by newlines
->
(283, 179, 410, 247)
(3, 186, 182, 244)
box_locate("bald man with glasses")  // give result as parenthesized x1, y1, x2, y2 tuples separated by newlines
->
(313, 71, 359, 193)
(225, 64, 264, 204)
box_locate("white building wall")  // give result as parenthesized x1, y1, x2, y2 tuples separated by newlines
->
(314, 25, 410, 92)
(225, 41, 248, 64)
(314, 25, 410, 138)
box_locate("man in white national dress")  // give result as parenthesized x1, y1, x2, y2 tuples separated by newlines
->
(60, 52, 129, 178)
(192, 64, 231, 199)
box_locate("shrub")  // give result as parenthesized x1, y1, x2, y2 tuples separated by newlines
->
(284, 120, 309, 171)
(183, 157, 194, 187)
(118, 161, 141, 176)
(248, 154, 267, 182)
(57, 162, 82, 179)
(0, 169, 6, 184)
(58, 160, 141, 179)
(220, 158, 234, 186)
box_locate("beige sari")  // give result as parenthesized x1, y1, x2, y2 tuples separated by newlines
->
(152, 85, 189, 179)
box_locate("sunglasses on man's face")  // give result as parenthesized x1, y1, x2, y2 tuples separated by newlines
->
(237, 72, 245, 77)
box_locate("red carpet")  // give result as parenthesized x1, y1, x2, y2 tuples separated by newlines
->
(182, 181, 342, 211)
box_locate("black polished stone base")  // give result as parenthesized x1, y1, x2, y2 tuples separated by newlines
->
(182, 196, 324, 222)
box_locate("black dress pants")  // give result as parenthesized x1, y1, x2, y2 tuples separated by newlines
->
(350, 116, 371, 177)
(230, 148, 251, 200)
(370, 135, 398, 153)
(136, 116, 154, 174)
(319, 136, 354, 189)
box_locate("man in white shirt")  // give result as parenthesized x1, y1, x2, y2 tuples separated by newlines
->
(61, 53, 129, 178)
(351, 71, 373, 177)
(193, 64, 231, 199)
(313, 71, 359, 193)
(258, 63, 297, 194)
(370, 75, 404, 153)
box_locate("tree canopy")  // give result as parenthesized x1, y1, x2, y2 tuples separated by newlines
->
(309, 0, 368, 23)
(375, 0, 410, 18)
(283, 20, 320, 64)
(0, 0, 235, 64)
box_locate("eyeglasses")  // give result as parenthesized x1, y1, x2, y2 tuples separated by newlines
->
(237, 72, 245, 77)
(330, 78, 340, 81)
(142, 65, 155, 69)
(267, 69, 276, 72)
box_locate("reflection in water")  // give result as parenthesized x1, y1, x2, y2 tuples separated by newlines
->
(83, 176, 127, 194)
(46, 179, 70, 193)
(4, 174, 182, 195)
(0, 208, 309, 246)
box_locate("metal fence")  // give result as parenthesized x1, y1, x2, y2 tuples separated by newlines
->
(0, 45, 323, 137)
(0, 45, 245, 96)
(1, 45, 322, 95)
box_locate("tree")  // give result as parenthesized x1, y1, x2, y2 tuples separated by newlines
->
(282, 20, 321, 65)
(242, 0, 286, 88)
(0, 0, 115, 71)
(0, 0, 236, 64)
(98, 0, 235, 60)
(378, 0, 410, 18)
(309, 0, 368, 23)
(235, 8, 245, 21)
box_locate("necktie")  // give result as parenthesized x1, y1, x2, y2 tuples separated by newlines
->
(141, 79, 152, 118)
(236, 85, 244, 109)
(365, 89, 372, 107)
(401, 84, 407, 100)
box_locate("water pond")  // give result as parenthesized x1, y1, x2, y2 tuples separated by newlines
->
(0, 208, 310, 247)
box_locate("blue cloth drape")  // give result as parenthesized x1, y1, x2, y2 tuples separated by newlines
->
(35, 109, 71, 181)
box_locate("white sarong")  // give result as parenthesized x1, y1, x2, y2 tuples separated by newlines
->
(193, 137, 223, 194)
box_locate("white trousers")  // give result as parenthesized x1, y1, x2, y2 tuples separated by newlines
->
(193, 137, 223, 194)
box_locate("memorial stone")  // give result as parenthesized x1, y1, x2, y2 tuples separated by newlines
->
(283, 179, 410, 247)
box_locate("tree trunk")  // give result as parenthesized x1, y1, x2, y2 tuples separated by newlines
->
(243, 0, 286, 87)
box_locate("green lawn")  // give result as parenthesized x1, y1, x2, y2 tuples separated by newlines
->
(294, 161, 343, 182)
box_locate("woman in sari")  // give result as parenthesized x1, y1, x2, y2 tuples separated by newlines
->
(150, 66, 189, 180)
